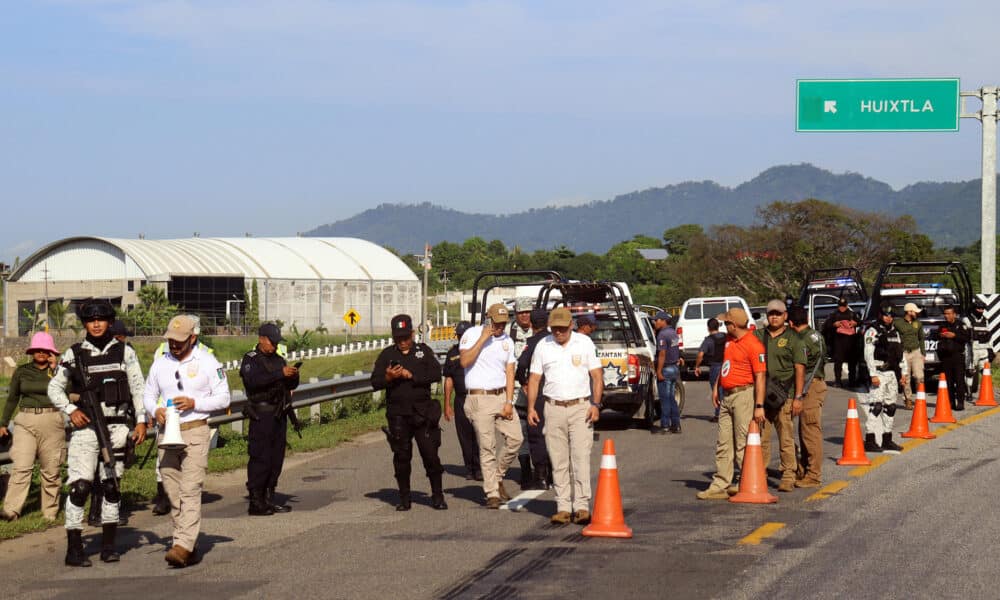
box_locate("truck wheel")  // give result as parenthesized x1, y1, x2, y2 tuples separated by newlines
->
(642, 383, 661, 429)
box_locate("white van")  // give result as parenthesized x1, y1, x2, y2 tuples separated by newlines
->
(676, 296, 756, 372)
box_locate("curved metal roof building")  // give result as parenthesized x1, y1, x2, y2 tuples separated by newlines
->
(4, 237, 419, 337)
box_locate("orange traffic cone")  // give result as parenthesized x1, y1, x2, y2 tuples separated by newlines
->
(582, 439, 633, 538)
(930, 373, 956, 423)
(837, 397, 871, 466)
(976, 361, 998, 407)
(902, 382, 937, 439)
(729, 419, 777, 504)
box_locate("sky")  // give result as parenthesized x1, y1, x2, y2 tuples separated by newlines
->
(2, 0, 998, 263)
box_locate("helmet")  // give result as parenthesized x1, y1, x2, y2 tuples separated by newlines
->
(454, 320, 472, 340)
(974, 299, 987, 310)
(76, 299, 116, 322)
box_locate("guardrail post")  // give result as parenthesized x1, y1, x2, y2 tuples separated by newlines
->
(309, 377, 321, 422)
(231, 419, 243, 434)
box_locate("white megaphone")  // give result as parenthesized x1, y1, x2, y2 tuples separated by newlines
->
(160, 399, 186, 450)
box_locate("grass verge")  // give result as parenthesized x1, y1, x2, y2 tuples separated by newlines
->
(0, 395, 390, 541)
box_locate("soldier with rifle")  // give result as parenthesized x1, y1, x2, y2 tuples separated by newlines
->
(239, 323, 300, 516)
(49, 299, 147, 567)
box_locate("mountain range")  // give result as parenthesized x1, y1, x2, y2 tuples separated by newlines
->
(304, 164, 995, 253)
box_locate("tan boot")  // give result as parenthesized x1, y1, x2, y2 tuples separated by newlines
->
(165, 545, 191, 568)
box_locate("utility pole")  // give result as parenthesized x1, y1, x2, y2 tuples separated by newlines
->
(962, 86, 1000, 294)
(43, 262, 49, 332)
(420, 244, 432, 341)
(440, 269, 450, 326)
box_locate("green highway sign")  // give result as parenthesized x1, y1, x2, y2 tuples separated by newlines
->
(796, 78, 960, 132)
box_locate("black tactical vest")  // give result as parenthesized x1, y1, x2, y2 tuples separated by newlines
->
(970, 314, 991, 343)
(70, 342, 131, 408)
(873, 323, 903, 367)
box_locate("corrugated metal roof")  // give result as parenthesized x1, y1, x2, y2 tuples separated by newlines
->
(11, 237, 418, 283)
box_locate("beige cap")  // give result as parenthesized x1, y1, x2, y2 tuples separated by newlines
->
(903, 302, 921, 314)
(548, 307, 573, 328)
(163, 315, 197, 341)
(766, 299, 786, 313)
(487, 303, 510, 324)
(718, 307, 750, 328)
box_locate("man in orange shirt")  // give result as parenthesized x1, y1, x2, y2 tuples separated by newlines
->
(697, 308, 767, 500)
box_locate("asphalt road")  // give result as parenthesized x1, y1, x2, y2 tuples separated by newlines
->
(2, 373, 998, 600)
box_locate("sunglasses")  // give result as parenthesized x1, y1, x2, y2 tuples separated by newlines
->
(767, 310, 785, 317)
(174, 370, 184, 391)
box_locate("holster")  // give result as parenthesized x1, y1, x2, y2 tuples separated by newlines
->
(123, 436, 138, 469)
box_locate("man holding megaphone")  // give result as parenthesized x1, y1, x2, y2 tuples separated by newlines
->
(143, 315, 231, 568)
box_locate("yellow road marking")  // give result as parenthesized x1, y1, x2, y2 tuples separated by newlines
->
(805, 480, 849, 502)
(901, 438, 932, 452)
(848, 455, 891, 477)
(739, 522, 785, 545)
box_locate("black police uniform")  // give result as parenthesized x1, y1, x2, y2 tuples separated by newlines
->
(938, 318, 970, 410)
(371, 338, 444, 510)
(515, 329, 551, 488)
(443, 344, 480, 479)
(240, 347, 300, 513)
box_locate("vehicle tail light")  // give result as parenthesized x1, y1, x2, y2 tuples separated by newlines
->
(677, 326, 684, 349)
(628, 354, 639, 384)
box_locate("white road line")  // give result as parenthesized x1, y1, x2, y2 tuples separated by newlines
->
(500, 489, 548, 511)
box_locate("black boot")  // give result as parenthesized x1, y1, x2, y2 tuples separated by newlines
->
(529, 463, 550, 490)
(248, 489, 274, 516)
(267, 487, 292, 513)
(152, 482, 171, 516)
(881, 433, 903, 453)
(396, 477, 411, 511)
(429, 474, 447, 510)
(65, 529, 92, 567)
(100, 524, 120, 562)
(87, 485, 103, 527)
(864, 433, 882, 453)
(518, 456, 533, 489)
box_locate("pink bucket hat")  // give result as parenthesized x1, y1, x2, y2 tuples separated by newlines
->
(26, 331, 59, 355)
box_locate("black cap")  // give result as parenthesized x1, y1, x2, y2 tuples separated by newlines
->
(76, 299, 116, 322)
(880, 302, 895, 316)
(258, 323, 284, 345)
(838, 298, 848, 307)
(529, 308, 549, 328)
(390, 314, 413, 336)
(109, 321, 133, 337)
(974, 299, 987, 309)
(454, 320, 472, 339)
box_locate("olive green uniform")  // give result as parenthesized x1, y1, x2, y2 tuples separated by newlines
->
(893, 317, 924, 406)
(796, 326, 827, 484)
(756, 328, 806, 487)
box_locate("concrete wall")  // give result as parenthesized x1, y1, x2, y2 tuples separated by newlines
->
(3, 279, 144, 338)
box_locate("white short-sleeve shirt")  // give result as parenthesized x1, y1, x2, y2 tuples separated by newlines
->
(530, 332, 602, 400)
(460, 325, 516, 389)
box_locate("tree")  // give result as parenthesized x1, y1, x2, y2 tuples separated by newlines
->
(246, 279, 261, 328)
(122, 285, 179, 336)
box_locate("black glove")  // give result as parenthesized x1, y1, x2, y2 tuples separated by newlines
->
(870, 402, 883, 417)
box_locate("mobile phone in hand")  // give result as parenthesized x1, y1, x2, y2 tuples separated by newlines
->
(293, 361, 303, 368)
(389, 360, 400, 368)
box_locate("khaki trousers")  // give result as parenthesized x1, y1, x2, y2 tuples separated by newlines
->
(159, 425, 211, 552)
(3, 411, 66, 519)
(902, 350, 924, 404)
(465, 393, 523, 499)
(707, 386, 754, 492)
(760, 397, 797, 483)
(798, 379, 826, 482)
(543, 401, 593, 513)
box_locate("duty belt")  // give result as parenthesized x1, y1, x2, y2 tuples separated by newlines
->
(468, 388, 505, 396)
(250, 401, 278, 411)
(20, 407, 59, 414)
(724, 384, 753, 393)
(179, 419, 208, 431)
(544, 396, 587, 407)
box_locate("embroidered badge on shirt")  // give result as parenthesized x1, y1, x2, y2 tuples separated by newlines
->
(777, 338, 788, 348)
(217, 368, 225, 380)
(415, 350, 424, 358)
(502, 342, 510, 352)
(187, 362, 199, 378)
(572, 354, 582, 366)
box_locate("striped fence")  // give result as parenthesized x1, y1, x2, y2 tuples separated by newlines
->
(219, 337, 395, 372)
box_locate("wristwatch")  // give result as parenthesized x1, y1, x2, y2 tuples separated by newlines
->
(504, 398, 514, 405)
(755, 404, 764, 409)
(590, 401, 601, 408)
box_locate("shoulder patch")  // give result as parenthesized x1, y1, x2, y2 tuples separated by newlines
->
(217, 368, 225, 380)
(246, 351, 257, 358)
(810, 332, 820, 342)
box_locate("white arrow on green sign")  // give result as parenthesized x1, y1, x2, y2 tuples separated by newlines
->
(796, 78, 960, 132)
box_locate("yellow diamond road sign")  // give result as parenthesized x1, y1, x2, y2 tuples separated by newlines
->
(344, 309, 361, 327)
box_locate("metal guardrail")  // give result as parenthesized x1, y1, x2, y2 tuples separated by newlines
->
(0, 372, 378, 466)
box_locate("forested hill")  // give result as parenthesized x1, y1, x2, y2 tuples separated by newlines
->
(305, 164, 992, 253)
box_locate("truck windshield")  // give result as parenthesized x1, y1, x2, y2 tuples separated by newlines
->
(883, 295, 959, 318)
